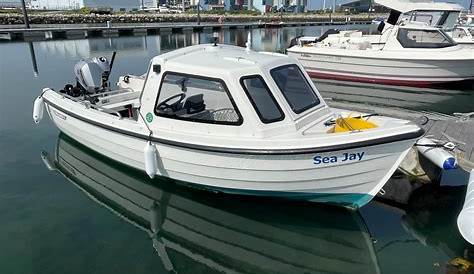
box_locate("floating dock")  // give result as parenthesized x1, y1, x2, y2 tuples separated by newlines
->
(0, 20, 371, 41)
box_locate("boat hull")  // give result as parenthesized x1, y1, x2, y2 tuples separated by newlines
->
(45, 101, 415, 208)
(287, 50, 474, 87)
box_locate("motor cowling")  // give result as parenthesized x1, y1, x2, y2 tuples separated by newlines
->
(73, 56, 111, 94)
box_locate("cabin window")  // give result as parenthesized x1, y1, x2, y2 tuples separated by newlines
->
(397, 28, 455, 48)
(240, 75, 285, 124)
(438, 11, 460, 29)
(270, 65, 320, 114)
(154, 72, 242, 125)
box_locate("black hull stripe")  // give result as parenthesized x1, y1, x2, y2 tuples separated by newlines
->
(44, 98, 424, 155)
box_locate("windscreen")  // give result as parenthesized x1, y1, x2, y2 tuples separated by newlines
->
(270, 65, 320, 114)
(397, 28, 455, 48)
(241, 75, 285, 123)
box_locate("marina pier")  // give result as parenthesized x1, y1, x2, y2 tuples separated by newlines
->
(0, 20, 371, 41)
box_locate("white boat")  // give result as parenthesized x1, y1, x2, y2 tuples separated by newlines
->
(287, 0, 474, 87)
(385, 0, 474, 48)
(41, 133, 382, 274)
(33, 42, 423, 208)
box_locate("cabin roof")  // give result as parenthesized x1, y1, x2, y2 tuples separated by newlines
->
(153, 44, 290, 73)
(374, 0, 464, 13)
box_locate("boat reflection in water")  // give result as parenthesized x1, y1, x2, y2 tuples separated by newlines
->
(43, 133, 381, 274)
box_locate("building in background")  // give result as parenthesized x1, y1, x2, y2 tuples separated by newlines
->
(339, 0, 387, 13)
(221, 0, 307, 13)
(200, 0, 224, 10)
(30, 0, 80, 10)
(0, 1, 27, 8)
(141, 0, 158, 8)
(339, 0, 371, 12)
(29, 0, 140, 11)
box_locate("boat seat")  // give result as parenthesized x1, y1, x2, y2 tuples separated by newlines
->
(207, 108, 239, 122)
(187, 108, 239, 123)
(94, 89, 140, 107)
(183, 94, 206, 114)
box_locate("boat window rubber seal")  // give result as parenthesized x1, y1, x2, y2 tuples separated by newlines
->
(153, 71, 243, 126)
(239, 74, 285, 124)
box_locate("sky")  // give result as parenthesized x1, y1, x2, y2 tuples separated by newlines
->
(306, 0, 472, 10)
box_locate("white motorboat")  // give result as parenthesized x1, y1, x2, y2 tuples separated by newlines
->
(305, 1, 474, 48)
(287, 0, 474, 87)
(41, 133, 381, 273)
(33, 42, 423, 208)
(387, 0, 474, 48)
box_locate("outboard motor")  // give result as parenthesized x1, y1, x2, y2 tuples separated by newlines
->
(61, 52, 116, 99)
(59, 51, 116, 99)
(74, 56, 111, 94)
(316, 29, 340, 43)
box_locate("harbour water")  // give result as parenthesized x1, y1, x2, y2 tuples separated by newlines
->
(0, 25, 473, 273)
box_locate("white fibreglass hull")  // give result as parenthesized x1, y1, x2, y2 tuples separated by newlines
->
(46, 103, 413, 208)
(287, 50, 474, 86)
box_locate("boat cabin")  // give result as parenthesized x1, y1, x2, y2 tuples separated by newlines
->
(375, 0, 464, 27)
(131, 44, 331, 139)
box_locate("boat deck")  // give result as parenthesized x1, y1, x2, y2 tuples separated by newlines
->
(328, 100, 474, 171)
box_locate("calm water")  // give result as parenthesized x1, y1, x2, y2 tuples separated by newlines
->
(0, 26, 473, 274)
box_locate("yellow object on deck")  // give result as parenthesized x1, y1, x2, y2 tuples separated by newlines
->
(328, 115, 378, 133)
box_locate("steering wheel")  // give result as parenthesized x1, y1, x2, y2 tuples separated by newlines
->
(156, 93, 186, 113)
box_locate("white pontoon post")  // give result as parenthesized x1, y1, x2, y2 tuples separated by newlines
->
(457, 170, 474, 244)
